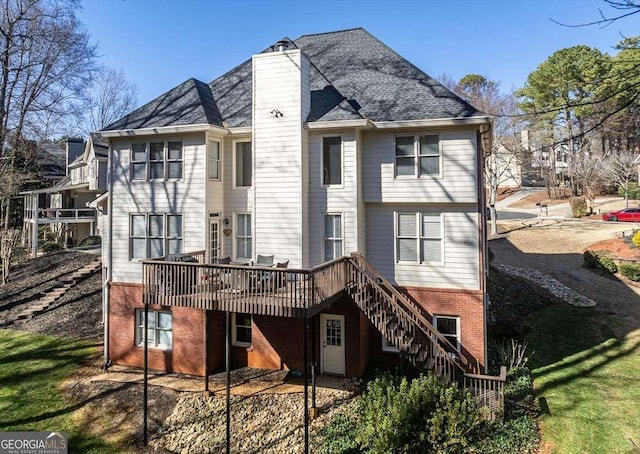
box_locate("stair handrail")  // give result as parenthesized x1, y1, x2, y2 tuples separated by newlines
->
(348, 253, 469, 370)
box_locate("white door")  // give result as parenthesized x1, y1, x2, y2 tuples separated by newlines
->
(321, 314, 345, 375)
(209, 216, 220, 263)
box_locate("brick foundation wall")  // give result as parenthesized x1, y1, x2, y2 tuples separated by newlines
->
(109, 282, 206, 376)
(402, 287, 486, 370)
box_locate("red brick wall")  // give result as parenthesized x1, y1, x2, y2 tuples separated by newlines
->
(108, 282, 206, 375)
(402, 287, 486, 371)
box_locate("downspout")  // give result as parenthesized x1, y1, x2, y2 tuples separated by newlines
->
(103, 143, 114, 369)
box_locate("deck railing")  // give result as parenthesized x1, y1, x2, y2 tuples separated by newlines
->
(24, 208, 97, 222)
(141, 253, 346, 318)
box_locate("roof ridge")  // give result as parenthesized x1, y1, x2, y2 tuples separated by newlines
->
(296, 27, 364, 39)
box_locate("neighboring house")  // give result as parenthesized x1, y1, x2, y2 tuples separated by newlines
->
(99, 28, 494, 384)
(22, 136, 108, 255)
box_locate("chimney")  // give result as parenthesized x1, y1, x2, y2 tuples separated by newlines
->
(66, 138, 84, 172)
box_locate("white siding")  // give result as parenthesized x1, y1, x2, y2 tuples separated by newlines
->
(251, 50, 309, 267)
(365, 203, 480, 290)
(109, 134, 206, 283)
(362, 129, 478, 203)
(308, 131, 360, 266)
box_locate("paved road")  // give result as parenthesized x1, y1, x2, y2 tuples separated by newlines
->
(495, 210, 537, 220)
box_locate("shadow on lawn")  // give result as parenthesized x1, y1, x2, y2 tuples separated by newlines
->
(488, 235, 640, 370)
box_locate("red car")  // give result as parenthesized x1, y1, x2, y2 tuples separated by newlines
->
(602, 208, 640, 222)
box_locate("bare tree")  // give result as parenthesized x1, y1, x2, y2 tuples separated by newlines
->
(0, 0, 97, 228)
(602, 151, 638, 207)
(80, 66, 138, 134)
(552, 0, 640, 28)
(570, 153, 604, 213)
(0, 228, 20, 285)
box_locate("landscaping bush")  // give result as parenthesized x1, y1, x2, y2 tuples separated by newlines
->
(618, 262, 640, 281)
(619, 182, 640, 200)
(583, 250, 617, 274)
(570, 197, 587, 218)
(79, 235, 101, 247)
(467, 367, 539, 454)
(318, 372, 480, 454)
(632, 230, 640, 248)
(42, 241, 62, 253)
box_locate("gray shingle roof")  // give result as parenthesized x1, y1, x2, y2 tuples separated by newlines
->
(104, 28, 481, 131)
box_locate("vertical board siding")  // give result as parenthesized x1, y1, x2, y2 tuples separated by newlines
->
(110, 134, 206, 283)
(252, 50, 308, 267)
(361, 129, 478, 203)
(365, 203, 480, 290)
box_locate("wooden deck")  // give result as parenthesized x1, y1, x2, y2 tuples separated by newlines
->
(142, 254, 347, 318)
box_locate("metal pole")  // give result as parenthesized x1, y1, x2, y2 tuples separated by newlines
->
(143, 303, 149, 446)
(311, 316, 316, 411)
(204, 310, 209, 393)
(304, 318, 309, 454)
(225, 310, 231, 454)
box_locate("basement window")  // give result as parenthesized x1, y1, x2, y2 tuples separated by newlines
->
(136, 309, 172, 349)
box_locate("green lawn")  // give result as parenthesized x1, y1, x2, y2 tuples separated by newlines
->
(0, 329, 116, 454)
(528, 304, 640, 454)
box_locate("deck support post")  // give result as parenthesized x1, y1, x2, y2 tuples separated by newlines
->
(203, 310, 209, 394)
(143, 303, 149, 446)
(304, 318, 309, 454)
(225, 310, 231, 454)
(311, 316, 317, 415)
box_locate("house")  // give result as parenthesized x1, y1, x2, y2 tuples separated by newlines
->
(22, 136, 108, 255)
(98, 28, 494, 384)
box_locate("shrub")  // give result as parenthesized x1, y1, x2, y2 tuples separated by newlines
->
(632, 231, 640, 248)
(583, 250, 617, 274)
(316, 411, 360, 454)
(79, 235, 101, 247)
(41, 241, 62, 253)
(490, 339, 533, 371)
(619, 182, 640, 200)
(355, 373, 479, 454)
(618, 263, 640, 281)
(570, 197, 587, 218)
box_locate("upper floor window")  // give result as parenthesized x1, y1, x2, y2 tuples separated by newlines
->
(396, 212, 442, 263)
(322, 136, 342, 185)
(232, 312, 252, 347)
(235, 141, 252, 187)
(209, 141, 221, 180)
(131, 141, 183, 181)
(395, 134, 440, 177)
(324, 213, 343, 261)
(235, 213, 252, 260)
(130, 213, 183, 260)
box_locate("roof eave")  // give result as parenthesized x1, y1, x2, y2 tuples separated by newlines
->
(305, 119, 372, 130)
(372, 117, 493, 129)
(97, 123, 227, 138)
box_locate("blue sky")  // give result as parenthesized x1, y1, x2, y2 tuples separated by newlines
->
(78, 0, 639, 107)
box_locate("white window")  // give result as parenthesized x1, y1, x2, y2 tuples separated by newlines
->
(396, 212, 442, 263)
(232, 312, 252, 347)
(130, 213, 183, 259)
(209, 140, 221, 180)
(235, 213, 252, 260)
(136, 309, 172, 349)
(381, 335, 400, 353)
(323, 214, 343, 261)
(131, 140, 183, 181)
(433, 315, 460, 351)
(234, 141, 252, 187)
(322, 136, 342, 185)
(395, 134, 441, 177)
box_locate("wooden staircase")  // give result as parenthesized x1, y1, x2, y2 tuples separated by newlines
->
(346, 253, 506, 418)
(9, 256, 102, 327)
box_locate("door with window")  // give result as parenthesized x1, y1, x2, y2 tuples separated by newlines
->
(320, 314, 345, 375)
(209, 214, 220, 263)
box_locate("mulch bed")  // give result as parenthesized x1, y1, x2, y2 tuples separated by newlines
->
(586, 237, 640, 260)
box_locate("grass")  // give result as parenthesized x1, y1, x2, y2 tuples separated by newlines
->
(527, 303, 640, 454)
(0, 329, 117, 454)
